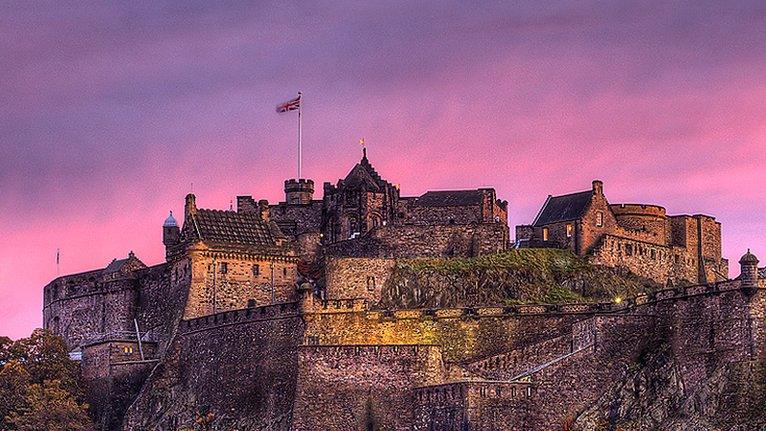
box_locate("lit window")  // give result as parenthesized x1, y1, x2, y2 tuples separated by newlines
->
(122, 346, 133, 354)
(596, 211, 604, 227)
(566, 224, 573, 238)
(542, 227, 549, 241)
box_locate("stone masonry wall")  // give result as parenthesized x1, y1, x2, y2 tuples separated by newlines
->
(124, 303, 303, 431)
(325, 223, 508, 259)
(589, 234, 699, 284)
(43, 279, 138, 349)
(324, 257, 396, 302)
(301, 299, 584, 363)
(292, 345, 445, 431)
(184, 248, 298, 319)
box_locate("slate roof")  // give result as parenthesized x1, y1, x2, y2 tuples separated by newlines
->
(533, 190, 593, 227)
(104, 252, 145, 274)
(187, 209, 275, 246)
(414, 190, 484, 207)
(338, 153, 395, 192)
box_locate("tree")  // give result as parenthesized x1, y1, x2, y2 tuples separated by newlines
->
(5, 380, 92, 431)
(6, 329, 81, 396)
(0, 329, 92, 430)
(0, 360, 31, 425)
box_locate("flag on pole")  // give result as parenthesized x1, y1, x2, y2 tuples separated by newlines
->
(56, 248, 60, 265)
(276, 94, 301, 113)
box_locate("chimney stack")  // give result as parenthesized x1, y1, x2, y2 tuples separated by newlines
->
(592, 180, 604, 196)
(258, 199, 270, 222)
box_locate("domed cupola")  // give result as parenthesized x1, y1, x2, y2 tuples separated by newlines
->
(163, 211, 178, 227)
(163, 211, 181, 253)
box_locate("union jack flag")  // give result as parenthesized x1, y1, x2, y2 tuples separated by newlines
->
(276, 94, 301, 113)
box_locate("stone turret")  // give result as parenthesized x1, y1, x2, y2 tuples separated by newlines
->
(162, 211, 180, 249)
(285, 179, 314, 205)
(739, 249, 759, 294)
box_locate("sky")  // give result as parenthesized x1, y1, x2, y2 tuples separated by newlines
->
(1, 1, 764, 339)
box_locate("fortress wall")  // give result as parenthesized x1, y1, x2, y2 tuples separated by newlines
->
(642, 286, 757, 394)
(589, 234, 698, 284)
(414, 381, 538, 431)
(124, 306, 303, 431)
(326, 223, 508, 258)
(134, 262, 184, 353)
(610, 203, 669, 244)
(325, 257, 396, 302)
(302, 304, 587, 363)
(403, 204, 483, 226)
(184, 249, 298, 319)
(43, 280, 137, 349)
(292, 344, 445, 431)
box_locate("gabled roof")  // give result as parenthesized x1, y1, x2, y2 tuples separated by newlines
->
(343, 163, 381, 192)
(414, 190, 484, 207)
(337, 152, 394, 193)
(187, 209, 275, 247)
(533, 190, 593, 227)
(104, 252, 146, 274)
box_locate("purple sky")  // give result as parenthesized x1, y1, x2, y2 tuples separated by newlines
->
(1, 1, 765, 339)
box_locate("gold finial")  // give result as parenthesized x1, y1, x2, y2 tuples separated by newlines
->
(359, 137, 365, 146)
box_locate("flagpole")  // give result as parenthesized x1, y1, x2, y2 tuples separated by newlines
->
(298, 91, 302, 179)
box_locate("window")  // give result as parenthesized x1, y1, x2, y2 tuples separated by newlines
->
(252, 264, 260, 276)
(283, 267, 288, 277)
(566, 224, 573, 238)
(542, 227, 549, 241)
(366, 276, 376, 292)
(219, 262, 228, 274)
(247, 299, 256, 308)
(122, 346, 134, 354)
(596, 211, 604, 227)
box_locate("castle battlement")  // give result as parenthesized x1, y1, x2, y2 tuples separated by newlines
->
(179, 301, 300, 334)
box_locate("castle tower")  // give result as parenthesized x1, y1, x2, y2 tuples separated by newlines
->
(739, 249, 759, 294)
(163, 211, 180, 260)
(285, 179, 314, 205)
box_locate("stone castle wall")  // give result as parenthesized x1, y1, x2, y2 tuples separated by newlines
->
(325, 223, 508, 259)
(292, 345, 445, 431)
(324, 257, 396, 301)
(184, 249, 298, 319)
(43, 276, 138, 349)
(589, 234, 704, 284)
(124, 302, 303, 431)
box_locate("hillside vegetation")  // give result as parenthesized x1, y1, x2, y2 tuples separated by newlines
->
(376, 249, 657, 309)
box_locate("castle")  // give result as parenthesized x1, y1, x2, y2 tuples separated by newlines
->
(42, 151, 765, 430)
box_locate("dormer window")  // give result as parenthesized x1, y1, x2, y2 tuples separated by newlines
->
(542, 227, 549, 241)
(566, 224, 573, 238)
(596, 211, 604, 227)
